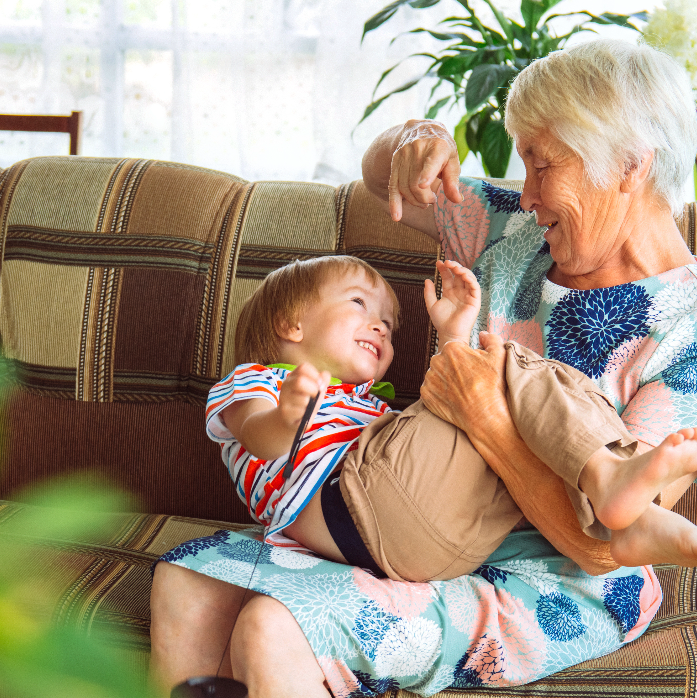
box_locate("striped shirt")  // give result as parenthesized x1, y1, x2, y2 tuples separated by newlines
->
(206, 363, 392, 545)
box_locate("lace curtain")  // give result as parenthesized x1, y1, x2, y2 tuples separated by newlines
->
(0, 0, 656, 184)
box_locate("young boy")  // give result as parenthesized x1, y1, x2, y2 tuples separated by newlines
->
(206, 255, 697, 581)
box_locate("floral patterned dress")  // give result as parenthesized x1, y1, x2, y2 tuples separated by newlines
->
(158, 178, 697, 697)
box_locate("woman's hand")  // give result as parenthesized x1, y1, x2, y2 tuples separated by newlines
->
(421, 331, 510, 442)
(388, 119, 463, 222)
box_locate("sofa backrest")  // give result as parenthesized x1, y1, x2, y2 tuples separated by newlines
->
(0, 156, 440, 522)
(1, 157, 695, 523)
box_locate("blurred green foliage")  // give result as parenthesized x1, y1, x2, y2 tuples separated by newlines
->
(0, 356, 155, 698)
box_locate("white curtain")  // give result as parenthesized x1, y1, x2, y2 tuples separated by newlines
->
(0, 0, 656, 184)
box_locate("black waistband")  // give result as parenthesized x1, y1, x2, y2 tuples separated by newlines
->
(321, 476, 386, 578)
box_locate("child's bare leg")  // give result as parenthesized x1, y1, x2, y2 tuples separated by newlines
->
(283, 486, 348, 564)
(579, 428, 697, 531)
(610, 502, 697, 567)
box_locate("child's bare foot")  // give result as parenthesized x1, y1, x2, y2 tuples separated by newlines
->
(582, 428, 697, 531)
(610, 503, 697, 568)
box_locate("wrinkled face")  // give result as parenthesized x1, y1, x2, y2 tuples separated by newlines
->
(287, 268, 395, 385)
(517, 130, 628, 281)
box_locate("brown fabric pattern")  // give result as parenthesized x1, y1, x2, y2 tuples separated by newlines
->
(194, 182, 252, 379)
(78, 266, 123, 402)
(0, 391, 250, 523)
(677, 202, 697, 255)
(0, 161, 30, 278)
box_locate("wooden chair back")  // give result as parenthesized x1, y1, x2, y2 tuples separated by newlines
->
(0, 111, 83, 155)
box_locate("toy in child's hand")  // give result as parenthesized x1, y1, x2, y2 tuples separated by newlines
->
(283, 391, 321, 479)
(170, 391, 321, 698)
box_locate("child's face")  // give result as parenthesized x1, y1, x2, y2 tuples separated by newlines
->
(285, 268, 395, 385)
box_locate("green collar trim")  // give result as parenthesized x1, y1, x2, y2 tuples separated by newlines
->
(266, 364, 395, 401)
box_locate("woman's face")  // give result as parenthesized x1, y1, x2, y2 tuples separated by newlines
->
(517, 131, 628, 283)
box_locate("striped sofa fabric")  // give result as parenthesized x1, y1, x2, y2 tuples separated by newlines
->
(1, 157, 697, 697)
(0, 156, 439, 523)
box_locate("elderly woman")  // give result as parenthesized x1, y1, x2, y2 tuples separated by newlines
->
(150, 39, 697, 697)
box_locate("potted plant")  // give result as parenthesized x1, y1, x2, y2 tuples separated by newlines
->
(361, 0, 647, 177)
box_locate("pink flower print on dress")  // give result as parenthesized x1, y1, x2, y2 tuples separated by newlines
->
(622, 380, 679, 445)
(602, 336, 659, 408)
(623, 566, 662, 644)
(494, 589, 546, 685)
(316, 656, 361, 698)
(487, 315, 544, 355)
(436, 182, 490, 268)
(657, 266, 696, 286)
(464, 634, 507, 684)
(444, 576, 496, 637)
(352, 568, 435, 619)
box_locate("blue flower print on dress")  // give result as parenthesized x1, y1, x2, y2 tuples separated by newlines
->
(602, 575, 643, 633)
(662, 342, 697, 394)
(475, 565, 509, 584)
(482, 181, 524, 214)
(349, 671, 400, 697)
(546, 284, 651, 378)
(512, 251, 553, 321)
(160, 531, 228, 563)
(451, 650, 485, 688)
(216, 538, 273, 564)
(353, 600, 399, 661)
(536, 592, 586, 641)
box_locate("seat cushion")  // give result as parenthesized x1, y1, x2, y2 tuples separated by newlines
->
(2, 498, 697, 698)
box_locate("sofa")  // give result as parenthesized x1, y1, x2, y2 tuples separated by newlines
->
(1, 155, 697, 698)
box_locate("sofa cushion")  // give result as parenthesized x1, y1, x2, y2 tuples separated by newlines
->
(2, 498, 696, 698)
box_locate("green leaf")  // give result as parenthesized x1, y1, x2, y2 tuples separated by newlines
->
(480, 118, 512, 178)
(405, 28, 460, 41)
(362, 0, 412, 40)
(437, 49, 486, 78)
(465, 105, 494, 153)
(453, 115, 470, 164)
(520, 0, 563, 31)
(357, 77, 423, 125)
(409, 0, 441, 7)
(426, 96, 451, 119)
(481, 0, 515, 45)
(465, 63, 515, 112)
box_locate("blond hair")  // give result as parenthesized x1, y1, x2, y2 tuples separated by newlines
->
(234, 256, 400, 366)
(505, 39, 697, 216)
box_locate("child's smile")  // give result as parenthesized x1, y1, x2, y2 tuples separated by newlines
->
(278, 268, 395, 385)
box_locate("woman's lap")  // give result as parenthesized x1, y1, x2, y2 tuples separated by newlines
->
(158, 527, 661, 698)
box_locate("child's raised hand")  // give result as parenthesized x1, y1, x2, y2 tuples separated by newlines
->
(424, 260, 481, 346)
(278, 363, 330, 430)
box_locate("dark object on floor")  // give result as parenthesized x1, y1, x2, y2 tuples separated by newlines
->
(171, 676, 248, 697)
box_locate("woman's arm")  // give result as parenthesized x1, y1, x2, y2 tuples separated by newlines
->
(421, 333, 619, 575)
(361, 119, 462, 236)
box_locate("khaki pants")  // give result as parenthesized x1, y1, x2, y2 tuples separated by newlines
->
(340, 341, 637, 582)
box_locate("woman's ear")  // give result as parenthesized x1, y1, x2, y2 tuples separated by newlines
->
(620, 152, 653, 193)
(275, 317, 303, 343)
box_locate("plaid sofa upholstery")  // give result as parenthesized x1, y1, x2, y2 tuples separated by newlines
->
(1, 156, 697, 697)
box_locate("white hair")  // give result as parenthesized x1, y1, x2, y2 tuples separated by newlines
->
(505, 39, 697, 216)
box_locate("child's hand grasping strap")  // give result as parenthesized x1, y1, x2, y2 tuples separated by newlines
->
(424, 260, 482, 347)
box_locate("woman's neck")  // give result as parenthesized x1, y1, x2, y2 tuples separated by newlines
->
(547, 204, 694, 290)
